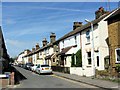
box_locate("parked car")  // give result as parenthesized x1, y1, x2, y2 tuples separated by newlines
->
(31, 64, 38, 72)
(25, 63, 34, 70)
(35, 64, 52, 74)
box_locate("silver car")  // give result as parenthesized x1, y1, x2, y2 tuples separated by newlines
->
(31, 65, 38, 72)
(36, 64, 52, 74)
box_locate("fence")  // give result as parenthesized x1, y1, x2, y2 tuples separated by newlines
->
(51, 66, 70, 74)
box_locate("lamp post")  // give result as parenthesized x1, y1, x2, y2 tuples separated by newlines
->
(85, 19, 95, 78)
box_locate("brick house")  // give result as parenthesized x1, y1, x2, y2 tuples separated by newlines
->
(105, 8, 120, 74)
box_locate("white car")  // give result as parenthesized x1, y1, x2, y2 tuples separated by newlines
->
(31, 65, 37, 72)
(36, 64, 52, 74)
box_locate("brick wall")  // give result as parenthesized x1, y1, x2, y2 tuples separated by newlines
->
(108, 19, 120, 74)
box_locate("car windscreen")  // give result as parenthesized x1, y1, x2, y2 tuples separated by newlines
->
(41, 65, 49, 67)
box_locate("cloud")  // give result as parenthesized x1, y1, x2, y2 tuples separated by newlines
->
(5, 19, 16, 25)
(5, 39, 38, 57)
(3, 5, 93, 13)
(6, 39, 26, 48)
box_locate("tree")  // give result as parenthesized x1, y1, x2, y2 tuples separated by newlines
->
(75, 49, 82, 67)
(71, 53, 75, 67)
(10, 56, 17, 63)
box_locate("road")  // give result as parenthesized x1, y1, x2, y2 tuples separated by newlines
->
(13, 66, 100, 88)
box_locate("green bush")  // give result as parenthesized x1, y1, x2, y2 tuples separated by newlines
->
(115, 64, 120, 72)
(71, 49, 82, 67)
(71, 54, 75, 67)
(97, 70, 109, 76)
(76, 49, 82, 67)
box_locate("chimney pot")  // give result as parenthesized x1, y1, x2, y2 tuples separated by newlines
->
(42, 38, 47, 46)
(32, 47, 35, 51)
(50, 32, 56, 43)
(36, 43, 40, 50)
(73, 22, 83, 30)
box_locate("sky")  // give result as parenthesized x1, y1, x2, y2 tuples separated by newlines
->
(2, 1, 119, 57)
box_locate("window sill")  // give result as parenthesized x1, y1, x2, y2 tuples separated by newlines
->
(86, 65, 92, 68)
(115, 62, 120, 64)
(85, 42, 90, 45)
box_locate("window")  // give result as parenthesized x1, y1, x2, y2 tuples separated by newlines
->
(65, 57, 66, 65)
(44, 50, 46, 55)
(37, 53, 39, 60)
(53, 58, 55, 62)
(47, 48, 49, 54)
(115, 48, 120, 63)
(74, 36, 77, 45)
(40, 52, 42, 55)
(87, 52, 91, 65)
(62, 41, 64, 48)
(86, 30, 90, 43)
(97, 56, 99, 66)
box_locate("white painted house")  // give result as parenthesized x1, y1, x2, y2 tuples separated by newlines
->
(56, 22, 82, 67)
(80, 9, 118, 77)
(70, 8, 117, 77)
(16, 52, 24, 64)
(17, 49, 30, 64)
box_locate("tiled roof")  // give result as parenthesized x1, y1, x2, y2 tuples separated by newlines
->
(58, 46, 73, 55)
(23, 8, 118, 58)
(24, 43, 53, 57)
(105, 7, 120, 20)
(55, 13, 110, 43)
(35, 43, 53, 53)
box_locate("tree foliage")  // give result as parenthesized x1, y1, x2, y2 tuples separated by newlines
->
(71, 54, 75, 67)
(76, 49, 82, 67)
(71, 49, 82, 67)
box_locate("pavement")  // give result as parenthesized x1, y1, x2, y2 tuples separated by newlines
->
(53, 71, 119, 90)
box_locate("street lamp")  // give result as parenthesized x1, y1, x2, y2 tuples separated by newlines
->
(85, 19, 95, 78)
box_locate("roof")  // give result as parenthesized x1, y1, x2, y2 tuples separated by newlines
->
(0, 26, 9, 60)
(105, 7, 120, 20)
(35, 43, 53, 53)
(58, 46, 73, 55)
(24, 50, 35, 57)
(54, 12, 111, 43)
(23, 8, 117, 58)
(24, 43, 53, 57)
(18, 51, 24, 56)
(45, 54, 54, 59)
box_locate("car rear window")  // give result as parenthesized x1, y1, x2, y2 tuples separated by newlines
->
(41, 65, 49, 67)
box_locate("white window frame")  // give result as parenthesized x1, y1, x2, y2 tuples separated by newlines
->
(74, 35, 77, 45)
(86, 30, 90, 43)
(115, 48, 120, 63)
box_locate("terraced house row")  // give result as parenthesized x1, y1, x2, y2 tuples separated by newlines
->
(16, 7, 120, 77)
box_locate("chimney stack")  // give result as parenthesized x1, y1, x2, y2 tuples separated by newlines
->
(35, 43, 40, 50)
(42, 38, 47, 47)
(32, 47, 35, 52)
(50, 32, 56, 43)
(73, 22, 82, 30)
(95, 7, 109, 19)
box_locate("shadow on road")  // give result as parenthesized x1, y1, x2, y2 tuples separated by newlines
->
(39, 73, 53, 75)
(10, 66, 27, 85)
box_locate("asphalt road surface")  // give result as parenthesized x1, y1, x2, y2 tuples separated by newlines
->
(13, 66, 100, 88)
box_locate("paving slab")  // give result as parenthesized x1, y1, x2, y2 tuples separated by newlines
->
(53, 71, 119, 90)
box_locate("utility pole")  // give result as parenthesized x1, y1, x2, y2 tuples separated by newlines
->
(85, 19, 95, 78)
